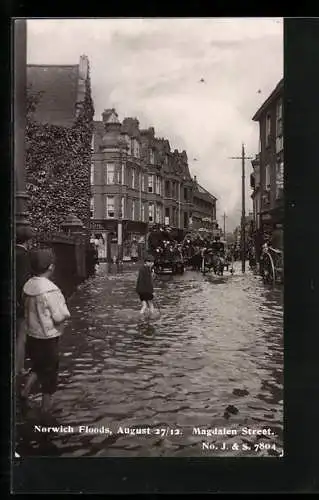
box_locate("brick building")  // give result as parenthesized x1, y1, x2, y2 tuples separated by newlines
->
(91, 108, 218, 259)
(251, 78, 284, 252)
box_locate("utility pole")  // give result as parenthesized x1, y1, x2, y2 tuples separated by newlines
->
(229, 144, 253, 273)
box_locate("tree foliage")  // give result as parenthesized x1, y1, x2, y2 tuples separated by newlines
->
(25, 75, 94, 235)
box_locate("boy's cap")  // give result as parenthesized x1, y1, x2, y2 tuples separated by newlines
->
(16, 225, 35, 244)
(30, 248, 55, 274)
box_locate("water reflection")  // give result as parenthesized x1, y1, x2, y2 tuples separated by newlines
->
(16, 262, 283, 457)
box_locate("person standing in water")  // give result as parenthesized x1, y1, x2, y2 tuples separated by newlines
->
(21, 248, 70, 413)
(136, 255, 155, 316)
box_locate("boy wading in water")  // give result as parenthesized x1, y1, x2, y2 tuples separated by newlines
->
(21, 248, 70, 413)
(136, 256, 155, 316)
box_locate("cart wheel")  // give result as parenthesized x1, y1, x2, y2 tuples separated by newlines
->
(261, 252, 276, 285)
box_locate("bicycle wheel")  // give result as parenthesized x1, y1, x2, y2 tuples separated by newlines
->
(261, 252, 276, 285)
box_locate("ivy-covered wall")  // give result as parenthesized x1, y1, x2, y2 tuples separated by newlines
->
(25, 74, 94, 235)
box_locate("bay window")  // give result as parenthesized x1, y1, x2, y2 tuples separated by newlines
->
(156, 176, 161, 195)
(105, 163, 116, 184)
(155, 204, 161, 223)
(132, 199, 136, 220)
(149, 203, 154, 222)
(106, 196, 115, 218)
(148, 175, 154, 193)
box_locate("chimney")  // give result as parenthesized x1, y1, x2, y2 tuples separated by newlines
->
(79, 55, 89, 80)
(194, 176, 197, 182)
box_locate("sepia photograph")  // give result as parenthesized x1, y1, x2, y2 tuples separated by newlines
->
(14, 17, 284, 458)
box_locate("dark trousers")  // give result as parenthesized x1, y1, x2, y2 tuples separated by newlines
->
(26, 336, 60, 394)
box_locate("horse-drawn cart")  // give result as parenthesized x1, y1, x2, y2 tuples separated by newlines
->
(148, 227, 185, 275)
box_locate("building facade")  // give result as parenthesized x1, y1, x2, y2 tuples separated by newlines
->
(251, 78, 284, 251)
(192, 176, 217, 233)
(91, 109, 218, 259)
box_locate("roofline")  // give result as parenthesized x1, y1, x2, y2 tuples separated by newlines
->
(252, 78, 284, 121)
(195, 183, 217, 200)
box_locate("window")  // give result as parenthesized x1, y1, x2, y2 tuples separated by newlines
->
(276, 161, 284, 199)
(141, 174, 145, 192)
(132, 139, 139, 158)
(135, 140, 140, 158)
(141, 203, 145, 222)
(125, 135, 131, 156)
(150, 149, 155, 165)
(155, 204, 161, 223)
(132, 200, 136, 220)
(184, 187, 188, 202)
(276, 99, 283, 138)
(90, 163, 94, 185)
(120, 164, 125, 185)
(106, 163, 115, 184)
(131, 168, 135, 189)
(120, 197, 125, 218)
(149, 203, 154, 222)
(265, 164, 271, 190)
(276, 136, 283, 153)
(164, 207, 170, 225)
(165, 180, 170, 197)
(148, 175, 154, 193)
(265, 114, 271, 146)
(90, 197, 94, 218)
(276, 99, 282, 119)
(156, 176, 161, 195)
(106, 196, 115, 218)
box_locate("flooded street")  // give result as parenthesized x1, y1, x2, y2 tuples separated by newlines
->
(16, 262, 283, 457)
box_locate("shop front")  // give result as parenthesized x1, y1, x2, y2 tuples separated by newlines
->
(90, 219, 148, 262)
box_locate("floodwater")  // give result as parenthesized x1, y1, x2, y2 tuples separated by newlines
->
(15, 261, 284, 457)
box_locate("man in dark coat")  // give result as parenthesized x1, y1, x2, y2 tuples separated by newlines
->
(136, 255, 155, 316)
(16, 225, 34, 376)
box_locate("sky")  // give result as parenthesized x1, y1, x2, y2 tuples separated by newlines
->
(27, 18, 283, 232)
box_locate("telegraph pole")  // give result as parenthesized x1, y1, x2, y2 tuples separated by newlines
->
(229, 144, 253, 273)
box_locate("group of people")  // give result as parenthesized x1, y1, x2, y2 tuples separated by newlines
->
(15, 227, 159, 416)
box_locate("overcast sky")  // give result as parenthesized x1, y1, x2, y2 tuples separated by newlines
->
(27, 18, 283, 232)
